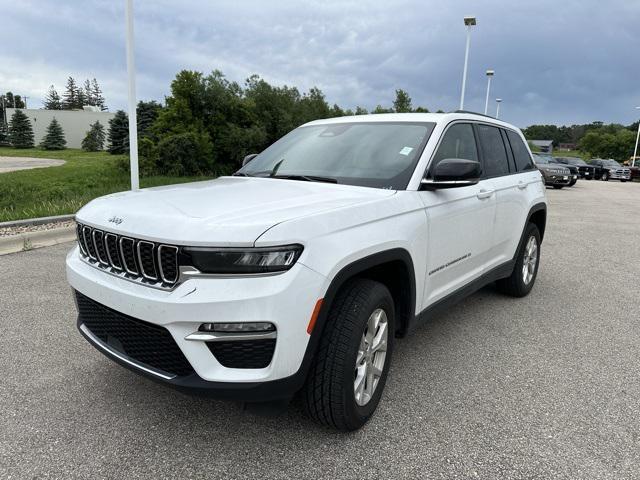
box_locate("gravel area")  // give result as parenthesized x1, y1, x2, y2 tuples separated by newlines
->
(0, 220, 76, 238)
(0, 180, 639, 479)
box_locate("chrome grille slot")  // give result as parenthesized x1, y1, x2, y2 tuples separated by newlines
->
(120, 237, 138, 275)
(158, 245, 179, 284)
(137, 241, 157, 280)
(82, 226, 97, 260)
(75, 223, 180, 290)
(92, 230, 109, 266)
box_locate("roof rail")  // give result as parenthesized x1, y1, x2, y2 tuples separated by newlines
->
(451, 110, 496, 119)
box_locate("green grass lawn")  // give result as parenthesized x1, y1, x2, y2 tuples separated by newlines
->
(0, 148, 212, 222)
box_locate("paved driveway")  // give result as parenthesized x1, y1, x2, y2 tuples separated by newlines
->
(1, 180, 639, 479)
(0, 156, 65, 173)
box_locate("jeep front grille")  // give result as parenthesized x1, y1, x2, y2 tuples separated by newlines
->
(76, 223, 179, 288)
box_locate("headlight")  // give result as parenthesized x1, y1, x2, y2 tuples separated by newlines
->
(181, 245, 303, 274)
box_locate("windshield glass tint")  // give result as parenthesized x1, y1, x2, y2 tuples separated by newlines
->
(603, 160, 622, 167)
(238, 122, 435, 189)
(561, 157, 587, 166)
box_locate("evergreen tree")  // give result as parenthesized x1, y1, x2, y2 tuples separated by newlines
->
(81, 121, 106, 151)
(91, 78, 107, 110)
(4, 92, 25, 109)
(8, 109, 34, 148)
(107, 110, 129, 154)
(83, 79, 93, 106)
(0, 122, 10, 146)
(62, 76, 80, 109)
(43, 85, 62, 110)
(40, 118, 66, 150)
(137, 100, 162, 138)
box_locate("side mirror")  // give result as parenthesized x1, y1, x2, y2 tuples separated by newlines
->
(242, 153, 258, 167)
(420, 158, 481, 190)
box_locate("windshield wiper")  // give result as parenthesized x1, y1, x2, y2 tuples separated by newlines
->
(269, 174, 338, 184)
(232, 172, 254, 177)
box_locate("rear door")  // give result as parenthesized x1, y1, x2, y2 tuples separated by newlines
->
(418, 122, 496, 307)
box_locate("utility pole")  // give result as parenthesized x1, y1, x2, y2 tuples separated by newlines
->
(22, 96, 29, 109)
(459, 16, 477, 111)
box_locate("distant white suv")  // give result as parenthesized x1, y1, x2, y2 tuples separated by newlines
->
(67, 112, 547, 431)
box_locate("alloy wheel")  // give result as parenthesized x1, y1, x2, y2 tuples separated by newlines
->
(354, 308, 388, 406)
(522, 235, 538, 285)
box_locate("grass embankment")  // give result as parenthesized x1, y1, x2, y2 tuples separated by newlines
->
(0, 148, 211, 222)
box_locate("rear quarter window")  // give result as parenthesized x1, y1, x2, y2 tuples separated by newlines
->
(506, 130, 535, 172)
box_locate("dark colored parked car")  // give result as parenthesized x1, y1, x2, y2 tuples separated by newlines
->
(549, 158, 579, 186)
(590, 159, 631, 182)
(555, 157, 596, 180)
(627, 161, 640, 181)
(532, 154, 571, 188)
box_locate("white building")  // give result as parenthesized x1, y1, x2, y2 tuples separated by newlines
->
(5, 107, 116, 149)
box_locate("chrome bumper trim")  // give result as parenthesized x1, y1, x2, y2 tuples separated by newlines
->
(184, 331, 277, 342)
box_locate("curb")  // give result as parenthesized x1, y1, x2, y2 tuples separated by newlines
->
(0, 214, 75, 229)
(0, 225, 76, 256)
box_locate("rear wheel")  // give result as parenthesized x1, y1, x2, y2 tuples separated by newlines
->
(496, 223, 541, 297)
(302, 278, 394, 431)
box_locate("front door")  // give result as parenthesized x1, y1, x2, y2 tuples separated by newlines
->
(418, 122, 496, 308)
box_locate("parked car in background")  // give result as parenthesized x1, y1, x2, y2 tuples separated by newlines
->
(555, 157, 596, 180)
(532, 154, 572, 188)
(626, 158, 640, 181)
(549, 158, 579, 186)
(590, 159, 631, 182)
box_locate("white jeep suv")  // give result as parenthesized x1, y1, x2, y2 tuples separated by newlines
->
(67, 112, 547, 431)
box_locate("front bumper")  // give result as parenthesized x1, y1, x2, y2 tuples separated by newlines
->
(608, 171, 631, 180)
(66, 246, 327, 400)
(544, 174, 572, 186)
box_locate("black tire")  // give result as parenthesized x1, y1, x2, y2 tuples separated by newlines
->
(302, 278, 395, 431)
(602, 172, 609, 181)
(496, 223, 541, 297)
(569, 178, 577, 186)
(621, 179, 627, 183)
(553, 185, 563, 189)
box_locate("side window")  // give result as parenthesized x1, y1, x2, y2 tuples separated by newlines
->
(506, 130, 535, 171)
(430, 123, 478, 174)
(476, 124, 510, 177)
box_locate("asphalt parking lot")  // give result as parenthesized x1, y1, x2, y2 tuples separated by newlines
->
(1, 180, 639, 479)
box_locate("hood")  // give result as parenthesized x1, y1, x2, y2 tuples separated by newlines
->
(76, 176, 395, 246)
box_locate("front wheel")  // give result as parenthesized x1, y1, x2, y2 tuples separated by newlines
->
(602, 172, 609, 181)
(569, 178, 577, 186)
(303, 279, 395, 431)
(553, 185, 564, 189)
(496, 223, 541, 297)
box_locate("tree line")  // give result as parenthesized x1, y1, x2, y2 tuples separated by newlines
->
(43, 77, 107, 111)
(522, 122, 638, 161)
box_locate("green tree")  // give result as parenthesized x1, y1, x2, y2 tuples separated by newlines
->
(62, 76, 81, 109)
(393, 89, 412, 113)
(43, 85, 62, 110)
(8, 109, 34, 148)
(354, 106, 368, 115)
(91, 78, 107, 111)
(107, 110, 129, 154)
(578, 129, 635, 161)
(3, 92, 25, 109)
(0, 122, 9, 146)
(81, 121, 106, 151)
(40, 118, 66, 150)
(137, 100, 162, 138)
(156, 131, 214, 176)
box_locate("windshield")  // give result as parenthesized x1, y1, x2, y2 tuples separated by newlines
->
(603, 160, 622, 167)
(532, 154, 551, 164)
(559, 157, 587, 166)
(237, 122, 436, 189)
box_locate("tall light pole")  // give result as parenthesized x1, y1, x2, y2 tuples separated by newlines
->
(459, 16, 476, 110)
(495, 98, 502, 119)
(632, 106, 640, 168)
(484, 70, 494, 115)
(125, 0, 139, 191)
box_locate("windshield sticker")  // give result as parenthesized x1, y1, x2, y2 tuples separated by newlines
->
(399, 146, 413, 156)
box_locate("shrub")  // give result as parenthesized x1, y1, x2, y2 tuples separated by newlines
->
(156, 131, 214, 176)
(8, 110, 34, 148)
(40, 118, 67, 150)
(82, 121, 106, 151)
(116, 137, 159, 176)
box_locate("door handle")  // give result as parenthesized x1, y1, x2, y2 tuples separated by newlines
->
(517, 181, 528, 189)
(476, 189, 494, 199)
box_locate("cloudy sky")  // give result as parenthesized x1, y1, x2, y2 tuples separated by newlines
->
(1, 0, 638, 127)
